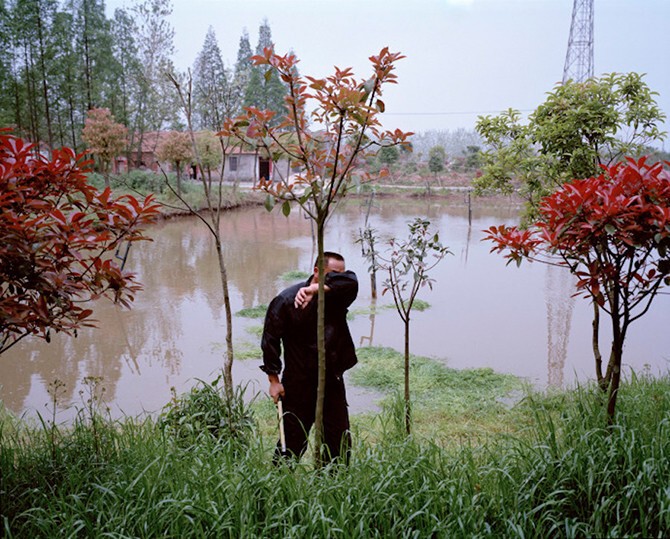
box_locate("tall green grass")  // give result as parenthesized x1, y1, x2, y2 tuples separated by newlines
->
(2, 371, 669, 537)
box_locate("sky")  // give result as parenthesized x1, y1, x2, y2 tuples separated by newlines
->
(105, 0, 670, 144)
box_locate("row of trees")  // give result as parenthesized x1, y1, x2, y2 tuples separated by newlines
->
(0, 0, 287, 162)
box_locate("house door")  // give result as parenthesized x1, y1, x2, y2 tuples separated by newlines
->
(259, 158, 270, 182)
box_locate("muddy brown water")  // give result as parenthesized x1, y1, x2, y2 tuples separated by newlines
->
(2, 198, 669, 421)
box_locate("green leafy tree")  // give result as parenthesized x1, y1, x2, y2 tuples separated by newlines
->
(156, 130, 192, 195)
(130, 0, 179, 164)
(463, 145, 482, 171)
(0, 1, 11, 127)
(474, 72, 667, 378)
(81, 107, 128, 186)
(428, 145, 446, 174)
(378, 145, 399, 168)
(243, 19, 287, 124)
(427, 145, 446, 191)
(223, 47, 411, 466)
(70, 0, 115, 112)
(376, 218, 449, 435)
(192, 26, 232, 131)
(110, 7, 141, 132)
(195, 130, 223, 179)
(474, 73, 667, 217)
(8, 0, 60, 147)
(49, 9, 82, 150)
(231, 29, 253, 117)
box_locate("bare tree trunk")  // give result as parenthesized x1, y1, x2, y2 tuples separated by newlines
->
(215, 238, 234, 399)
(404, 318, 411, 436)
(36, 10, 54, 150)
(167, 73, 235, 400)
(592, 300, 607, 391)
(607, 320, 624, 424)
(313, 220, 326, 467)
(370, 268, 377, 300)
(175, 161, 182, 196)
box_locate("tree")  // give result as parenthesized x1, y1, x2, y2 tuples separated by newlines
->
(166, 73, 238, 401)
(485, 158, 670, 422)
(378, 144, 399, 168)
(0, 131, 160, 355)
(463, 145, 482, 171)
(243, 19, 287, 124)
(156, 130, 192, 196)
(222, 46, 411, 466)
(0, 0, 12, 127)
(8, 0, 60, 147)
(81, 107, 128, 186)
(70, 0, 115, 113)
(428, 145, 446, 190)
(474, 73, 667, 380)
(474, 73, 666, 218)
(192, 26, 231, 131)
(231, 29, 253, 117)
(428, 145, 445, 175)
(130, 0, 179, 164)
(49, 8, 81, 150)
(195, 130, 223, 179)
(110, 7, 141, 132)
(375, 218, 449, 435)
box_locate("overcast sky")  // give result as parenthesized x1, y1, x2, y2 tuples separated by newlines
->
(105, 0, 669, 144)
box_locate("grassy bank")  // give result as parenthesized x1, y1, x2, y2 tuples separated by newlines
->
(2, 346, 669, 537)
(87, 171, 263, 217)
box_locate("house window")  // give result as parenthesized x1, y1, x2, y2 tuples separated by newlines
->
(229, 155, 239, 172)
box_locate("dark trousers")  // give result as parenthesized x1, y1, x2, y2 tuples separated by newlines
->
(275, 374, 351, 465)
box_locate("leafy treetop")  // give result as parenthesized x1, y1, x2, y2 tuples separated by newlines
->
(221, 46, 413, 219)
(81, 108, 128, 180)
(474, 73, 667, 219)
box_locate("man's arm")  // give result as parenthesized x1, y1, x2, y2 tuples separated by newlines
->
(260, 296, 285, 397)
(294, 281, 325, 309)
(294, 271, 358, 309)
(323, 270, 358, 309)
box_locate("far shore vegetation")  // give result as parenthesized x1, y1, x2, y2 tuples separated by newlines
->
(84, 169, 525, 221)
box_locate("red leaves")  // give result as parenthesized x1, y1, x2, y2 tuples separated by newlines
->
(485, 157, 670, 314)
(0, 132, 159, 354)
(222, 47, 410, 208)
(483, 224, 543, 266)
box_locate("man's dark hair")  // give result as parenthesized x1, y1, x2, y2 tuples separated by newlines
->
(314, 251, 345, 269)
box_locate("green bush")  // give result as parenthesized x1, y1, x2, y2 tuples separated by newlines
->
(159, 376, 256, 445)
(118, 169, 164, 193)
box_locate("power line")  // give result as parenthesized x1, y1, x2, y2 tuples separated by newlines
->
(383, 109, 535, 116)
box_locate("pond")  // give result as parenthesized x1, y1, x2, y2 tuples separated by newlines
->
(2, 197, 669, 420)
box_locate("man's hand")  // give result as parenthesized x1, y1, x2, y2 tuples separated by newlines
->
(269, 375, 285, 404)
(294, 283, 317, 309)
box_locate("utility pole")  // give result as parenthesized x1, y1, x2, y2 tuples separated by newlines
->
(562, 0, 594, 83)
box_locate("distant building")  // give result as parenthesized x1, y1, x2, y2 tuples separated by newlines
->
(113, 131, 293, 184)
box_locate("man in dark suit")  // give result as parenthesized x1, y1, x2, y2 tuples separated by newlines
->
(261, 251, 358, 464)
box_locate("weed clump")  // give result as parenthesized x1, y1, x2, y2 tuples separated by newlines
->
(159, 377, 255, 446)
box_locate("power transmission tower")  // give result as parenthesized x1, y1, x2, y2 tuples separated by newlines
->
(562, 0, 594, 83)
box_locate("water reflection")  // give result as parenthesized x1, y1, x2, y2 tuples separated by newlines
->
(1, 199, 668, 420)
(545, 265, 576, 388)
